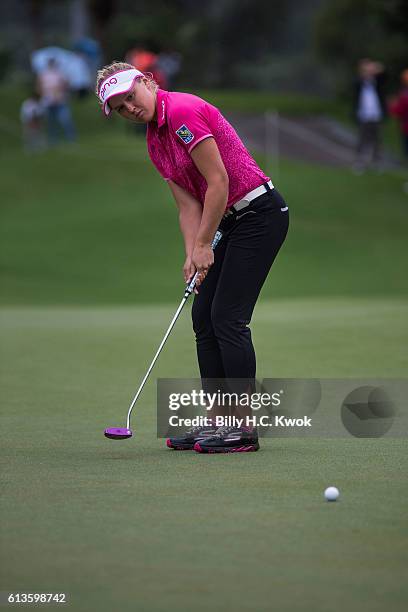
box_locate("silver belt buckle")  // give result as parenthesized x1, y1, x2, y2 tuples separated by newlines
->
(224, 184, 266, 219)
(233, 198, 250, 212)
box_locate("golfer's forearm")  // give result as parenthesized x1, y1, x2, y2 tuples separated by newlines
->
(179, 209, 202, 256)
(196, 182, 228, 246)
(168, 180, 203, 256)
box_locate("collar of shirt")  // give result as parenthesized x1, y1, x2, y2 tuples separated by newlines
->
(156, 89, 169, 128)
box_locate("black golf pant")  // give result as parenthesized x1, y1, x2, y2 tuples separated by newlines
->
(192, 187, 289, 389)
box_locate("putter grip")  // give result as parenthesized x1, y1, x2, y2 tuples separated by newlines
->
(185, 230, 223, 296)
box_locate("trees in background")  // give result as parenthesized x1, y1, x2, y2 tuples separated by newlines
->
(103, 0, 325, 90)
(2, 0, 407, 93)
(314, 0, 408, 93)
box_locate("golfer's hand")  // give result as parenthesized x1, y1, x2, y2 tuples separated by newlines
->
(183, 256, 196, 283)
(192, 244, 214, 288)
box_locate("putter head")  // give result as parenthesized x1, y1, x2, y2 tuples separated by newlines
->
(104, 427, 133, 440)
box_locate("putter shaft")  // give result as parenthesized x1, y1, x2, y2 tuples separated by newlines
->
(126, 293, 188, 429)
(125, 230, 223, 429)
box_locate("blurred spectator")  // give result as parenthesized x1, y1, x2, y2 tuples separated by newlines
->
(20, 91, 45, 154)
(389, 69, 408, 159)
(352, 59, 387, 173)
(32, 46, 92, 101)
(125, 46, 167, 89)
(37, 58, 76, 145)
(156, 50, 182, 89)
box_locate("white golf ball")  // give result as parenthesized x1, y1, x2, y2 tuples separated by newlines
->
(324, 486, 339, 502)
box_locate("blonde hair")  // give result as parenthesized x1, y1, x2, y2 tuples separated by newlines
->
(95, 60, 159, 106)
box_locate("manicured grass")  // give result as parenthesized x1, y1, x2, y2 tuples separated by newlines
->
(1, 300, 407, 612)
(1, 131, 407, 305)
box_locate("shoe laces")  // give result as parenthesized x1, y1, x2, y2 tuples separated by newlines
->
(214, 425, 255, 438)
(186, 424, 214, 435)
(185, 426, 203, 435)
(214, 425, 237, 438)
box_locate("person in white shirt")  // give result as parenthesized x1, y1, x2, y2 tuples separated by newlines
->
(353, 59, 387, 172)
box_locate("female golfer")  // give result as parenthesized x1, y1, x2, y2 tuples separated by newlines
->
(96, 63, 289, 453)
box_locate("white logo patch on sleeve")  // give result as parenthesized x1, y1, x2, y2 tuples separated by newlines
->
(176, 124, 194, 144)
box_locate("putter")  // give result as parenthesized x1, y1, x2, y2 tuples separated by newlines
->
(104, 230, 223, 440)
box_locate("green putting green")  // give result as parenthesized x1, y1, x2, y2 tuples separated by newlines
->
(1, 299, 407, 612)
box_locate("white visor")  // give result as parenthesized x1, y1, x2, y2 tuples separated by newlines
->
(98, 68, 144, 116)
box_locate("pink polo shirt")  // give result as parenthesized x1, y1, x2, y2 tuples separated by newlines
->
(146, 89, 269, 208)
